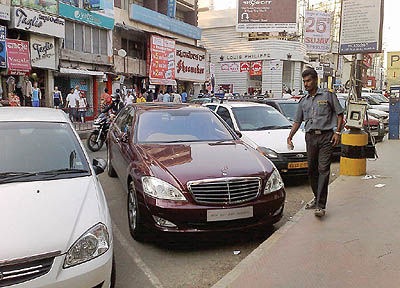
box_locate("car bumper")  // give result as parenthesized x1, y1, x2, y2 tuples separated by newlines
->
(139, 189, 285, 233)
(11, 248, 113, 288)
(270, 159, 308, 176)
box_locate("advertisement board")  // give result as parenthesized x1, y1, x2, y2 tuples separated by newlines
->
(30, 34, 56, 70)
(6, 39, 31, 75)
(386, 52, 400, 89)
(250, 61, 262, 76)
(167, 0, 176, 18)
(229, 62, 239, 73)
(0, 4, 10, 21)
(240, 62, 250, 72)
(149, 35, 176, 85)
(0, 26, 6, 68)
(236, 0, 297, 32)
(83, 0, 104, 11)
(175, 43, 206, 82)
(12, 0, 57, 14)
(10, 7, 65, 38)
(304, 11, 331, 52)
(339, 0, 383, 54)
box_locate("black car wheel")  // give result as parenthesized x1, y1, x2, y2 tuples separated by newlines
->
(127, 182, 145, 241)
(107, 145, 117, 177)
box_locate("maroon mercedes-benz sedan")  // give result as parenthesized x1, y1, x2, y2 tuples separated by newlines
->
(106, 104, 285, 240)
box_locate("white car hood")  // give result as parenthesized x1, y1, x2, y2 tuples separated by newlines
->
(0, 176, 106, 261)
(241, 129, 307, 153)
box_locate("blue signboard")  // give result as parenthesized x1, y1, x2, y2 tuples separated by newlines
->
(130, 4, 201, 40)
(0, 26, 6, 68)
(167, 0, 176, 18)
(59, 2, 114, 29)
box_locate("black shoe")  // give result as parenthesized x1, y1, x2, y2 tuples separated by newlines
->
(314, 208, 326, 217)
(305, 199, 317, 210)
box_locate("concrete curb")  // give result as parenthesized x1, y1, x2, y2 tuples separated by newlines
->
(212, 178, 343, 288)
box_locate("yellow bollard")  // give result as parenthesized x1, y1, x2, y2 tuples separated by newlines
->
(340, 130, 368, 176)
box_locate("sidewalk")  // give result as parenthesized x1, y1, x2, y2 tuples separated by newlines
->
(214, 139, 400, 288)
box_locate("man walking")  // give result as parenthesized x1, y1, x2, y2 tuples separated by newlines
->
(287, 69, 344, 217)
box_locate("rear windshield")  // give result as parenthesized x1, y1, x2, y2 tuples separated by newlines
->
(137, 109, 234, 143)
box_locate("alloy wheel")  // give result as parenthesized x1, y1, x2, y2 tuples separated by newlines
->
(128, 189, 137, 231)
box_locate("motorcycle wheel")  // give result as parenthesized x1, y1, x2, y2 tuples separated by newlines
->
(87, 131, 104, 152)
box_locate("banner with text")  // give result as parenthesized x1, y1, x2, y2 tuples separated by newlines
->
(149, 35, 176, 85)
(6, 39, 31, 75)
(236, 0, 297, 32)
(250, 61, 262, 76)
(304, 11, 331, 52)
(175, 44, 206, 82)
(30, 34, 56, 70)
(339, 0, 383, 54)
(0, 26, 6, 68)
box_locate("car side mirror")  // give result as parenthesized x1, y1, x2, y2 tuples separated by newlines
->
(235, 130, 242, 138)
(93, 158, 107, 175)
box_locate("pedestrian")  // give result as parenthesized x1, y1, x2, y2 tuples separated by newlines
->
(287, 68, 344, 217)
(22, 76, 33, 106)
(136, 92, 146, 103)
(100, 88, 111, 109)
(181, 90, 187, 103)
(8, 92, 20, 107)
(157, 90, 164, 102)
(264, 90, 269, 98)
(66, 88, 79, 122)
(125, 90, 134, 105)
(78, 92, 87, 123)
(269, 90, 274, 98)
(53, 86, 63, 108)
(148, 89, 154, 102)
(32, 82, 41, 107)
(173, 92, 182, 103)
(162, 91, 170, 102)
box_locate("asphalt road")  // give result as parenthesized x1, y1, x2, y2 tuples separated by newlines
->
(86, 144, 340, 288)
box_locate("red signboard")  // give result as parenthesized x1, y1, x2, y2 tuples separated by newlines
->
(6, 39, 31, 75)
(240, 62, 250, 72)
(250, 61, 262, 76)
(149, 35, 175, 85)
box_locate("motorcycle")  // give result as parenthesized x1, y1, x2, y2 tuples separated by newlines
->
(87, 113, 110, 152)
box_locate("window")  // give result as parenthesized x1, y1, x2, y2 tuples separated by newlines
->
(84, 26, 91, 53)
(216, 107, 234, 129)
(206, 105, 217, 111)
(121, 38, 128, 53)
(75, 23, 83, 52)
(100, 30, 107, 55)
(121, 38, 144, 59)
(92, 29, 99, 54)
(176, 9, 185, 22)
(114, 107, 131, 132)
(65, 21, 74, 50)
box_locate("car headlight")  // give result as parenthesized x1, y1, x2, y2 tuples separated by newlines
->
(142, 177, 186, 201)
(264, 169, 284, 195)
(257, 147, 279, 158)
(64, 223, 110, 268)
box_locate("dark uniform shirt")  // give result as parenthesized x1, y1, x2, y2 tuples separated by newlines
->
(294, 88, 344, 132)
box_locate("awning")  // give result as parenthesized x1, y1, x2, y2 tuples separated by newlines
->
(149, 78, 177, 86)
(59, 68, 105, 76)
(115, 23, 143, 32)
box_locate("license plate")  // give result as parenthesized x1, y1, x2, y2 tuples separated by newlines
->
(288, 161, 308, 169)
(207, 206, 253, 222)
(371, 132, 379, 136)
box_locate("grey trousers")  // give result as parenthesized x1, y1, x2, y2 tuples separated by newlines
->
(305, 131, 334, 209)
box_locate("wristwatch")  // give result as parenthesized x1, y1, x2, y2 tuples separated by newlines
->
(335, 131, 341, 135)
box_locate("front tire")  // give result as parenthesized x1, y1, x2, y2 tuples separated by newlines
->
(87, 131, 104, 152)
(127, 182, 146, 241)
(110, 255, 116, 288)
(107, 145, 117, 177)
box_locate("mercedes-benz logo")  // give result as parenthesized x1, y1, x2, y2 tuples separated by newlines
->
(296, 154, 305, 158)
(221, 166, 228, 176)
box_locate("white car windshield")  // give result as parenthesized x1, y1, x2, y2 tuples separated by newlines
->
(278, 102, 299, 122)
(0, 122, 90, 183)
(232, 106, 293, 131)
(137, 109, 235, 143)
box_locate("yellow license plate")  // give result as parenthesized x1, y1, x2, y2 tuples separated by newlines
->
(288, 161, 308, 169)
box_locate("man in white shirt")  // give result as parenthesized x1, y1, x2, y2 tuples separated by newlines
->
(66, 88, 79, 121)
(125, 91, 135, 105)
(172, 93, 182, 103)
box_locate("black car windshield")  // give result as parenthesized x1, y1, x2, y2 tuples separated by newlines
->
(137, 109, 235, 143)
(232, 106, 293, 131)
(0, 122, 90, 183)
(277, 102, 299, 122)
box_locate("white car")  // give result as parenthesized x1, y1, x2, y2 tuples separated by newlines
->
(204, 102, 308, 176)
(0, 108, 114, 288)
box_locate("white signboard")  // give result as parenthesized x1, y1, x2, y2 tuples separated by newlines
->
(0, 4, 10, 21)
(10, 7, 65, 38)
(339, 0, 383, 54)
(175, 44, 206, 82)
(30, 34, 56, 70)
(304, 11, 331, 53)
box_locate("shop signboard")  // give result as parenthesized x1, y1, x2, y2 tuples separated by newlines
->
(59, 2, 114, 29)
(339, 0, 383, 54)
(10, 7, 65, 38)
(6, 39, 31, 75)
(304, 11, 331, 53)
(175, 44, 206, 82)
(12, 0, 57, 14)
(250, 61, 262, 76)
(0, 26, 6, 68)
(240, 62, 250, 72)
(229, 62, 239, 73)
(149, 35, 176, 84)
(30, 34, 56, 70)
(130, 4, 201, 40)
(167, 0, 176, 18)
(236, 0, 297, 33)
(0, 4, 10, 21)
(221, 63, 229, 72)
